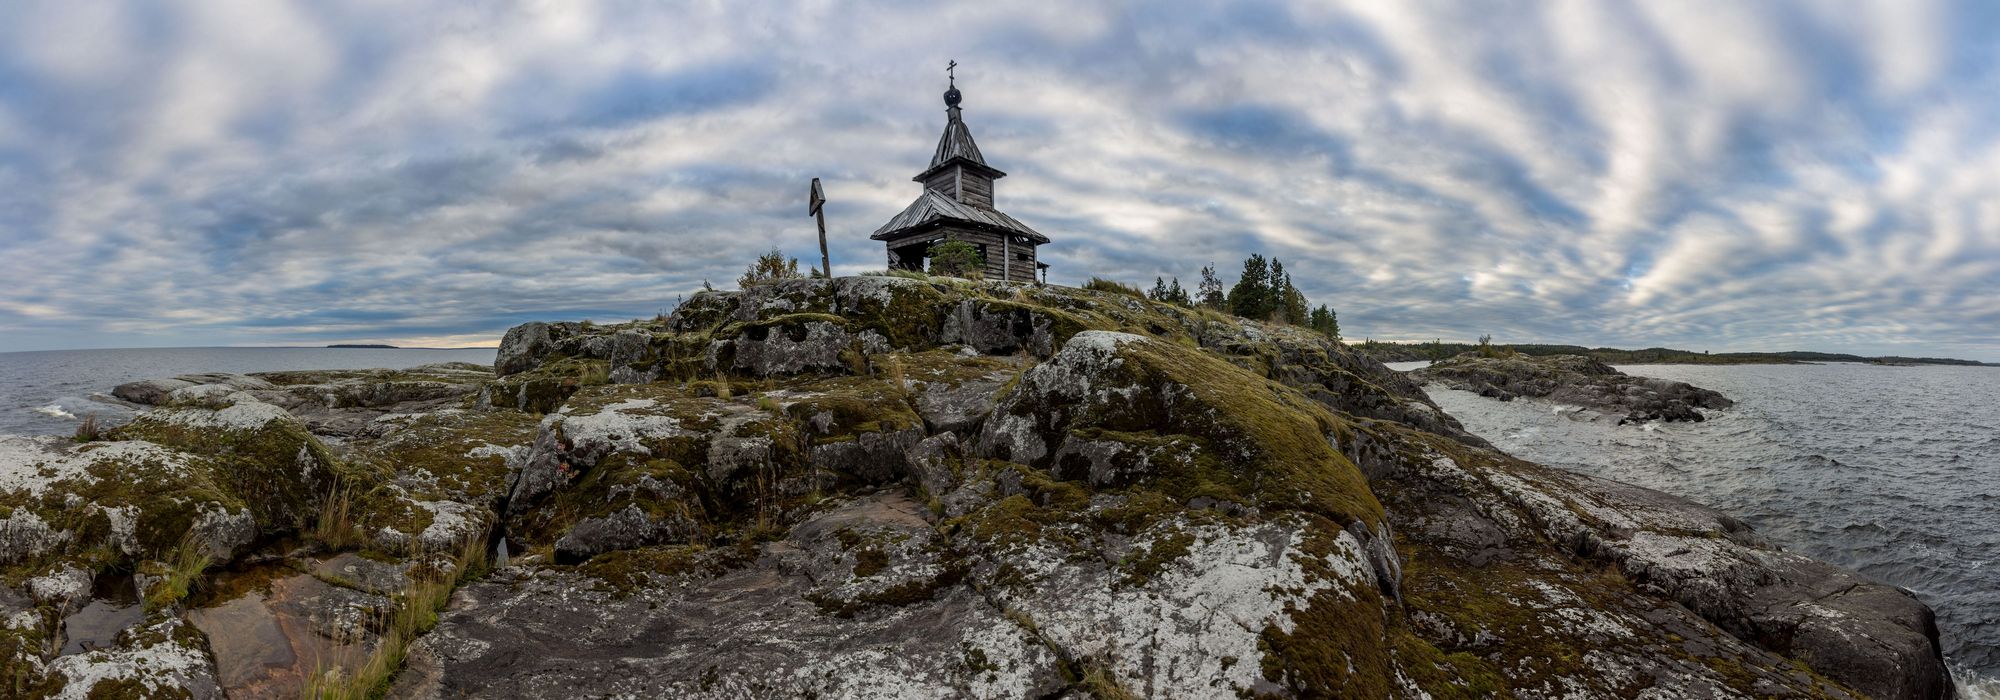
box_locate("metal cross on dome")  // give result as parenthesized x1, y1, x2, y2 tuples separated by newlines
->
(947, 59, 956, 87)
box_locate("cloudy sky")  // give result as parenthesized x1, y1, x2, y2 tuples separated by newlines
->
(1, 1, 1997, 359)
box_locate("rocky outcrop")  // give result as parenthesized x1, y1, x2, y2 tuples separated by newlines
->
(1415, 352, 1734, 423)
(0, 278, 1954, 699)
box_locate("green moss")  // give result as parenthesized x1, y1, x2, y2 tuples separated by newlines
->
(349, 409, 540, 505)
(843, 279, 953, 350)
(1000, 333, 1385, 532)
(1258, 586, 1393, 698)
(513, 455, 710, 547)
(1389, 629, 1507, 699)
(111, 413, 352, 533)
(778, 380, 923, 443)
(482, 356, 614, 413)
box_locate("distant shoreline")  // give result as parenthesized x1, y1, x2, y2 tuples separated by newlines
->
(0, 346, 499, 355)
(1352, 341, 1998, 367)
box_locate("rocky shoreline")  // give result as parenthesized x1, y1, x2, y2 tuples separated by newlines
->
(0, 277, 1954, 698)
(1414, 352, 1736, 424)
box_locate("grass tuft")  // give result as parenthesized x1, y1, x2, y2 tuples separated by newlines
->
(303, 535, 490, 699)
(1082, 277, 1145, 299)
(313, 484, 365, 551)
(73, 414, 101, 443)
(144, 530, 213, 612)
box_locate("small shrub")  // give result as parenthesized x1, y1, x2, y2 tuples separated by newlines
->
(927, 241, 984, 280)
(756, 396, 783, 414)
(1477, 334, 1502, 359)
(1084, 277, 1145, 299)
(739, 248, 803, 289)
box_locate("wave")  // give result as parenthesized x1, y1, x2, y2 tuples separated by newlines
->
(32, 404, 75, 420)
(1955, 664, 2000, 700)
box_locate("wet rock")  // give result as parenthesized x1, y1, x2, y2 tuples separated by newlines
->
(186, 574, 387, 698)
(110, 378, 195, 406)
(61, 598, 145, 655)
(1415, 353, 1733, 424)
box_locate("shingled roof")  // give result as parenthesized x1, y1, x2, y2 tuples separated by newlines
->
(930, 111, 987, 170)
(869, 189, 1048, 243)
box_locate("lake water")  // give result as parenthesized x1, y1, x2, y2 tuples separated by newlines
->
(0, 347, 497, 436)
(1387, 361, 1999, 697)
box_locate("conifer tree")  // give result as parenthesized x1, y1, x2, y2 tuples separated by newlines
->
(1228, 254, 1274, 320)
(1197, 265, 1227, 310)
(1277, 266, 1309, 326)
(1308, 305, 1340, 339)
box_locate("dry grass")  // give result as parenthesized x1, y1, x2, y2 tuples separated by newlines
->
(303, 535, 490, 699)
(713, 370, 733, 399)
(313, 485, 365, 551)
(1083, 277, 1145, 299)
(73, 414, 100, 443)
(578, 362, 611, 386)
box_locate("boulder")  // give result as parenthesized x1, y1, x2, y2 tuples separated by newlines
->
(496, 322, 556, 377)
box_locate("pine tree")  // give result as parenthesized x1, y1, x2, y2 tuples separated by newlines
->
(1197, 265, 1226, 310)
(1228, 254, 1273, 320)
(1148, 277, 1170, 302)
(1166, 277, 1190, 306)
(1308, 305, 1340, 339)
(1277, 266, 1308, 326)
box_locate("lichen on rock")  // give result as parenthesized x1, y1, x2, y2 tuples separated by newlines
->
(0, 278, 1957, 699)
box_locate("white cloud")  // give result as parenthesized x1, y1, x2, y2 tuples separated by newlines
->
(0, 0, 1994, 360)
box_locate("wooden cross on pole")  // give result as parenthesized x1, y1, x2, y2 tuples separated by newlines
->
(809, 178, 830, 278)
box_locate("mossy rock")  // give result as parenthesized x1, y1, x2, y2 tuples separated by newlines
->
(351, 409, 541, 506)
(110, 401, 349, 532)
(981, 331, 1385, 531)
